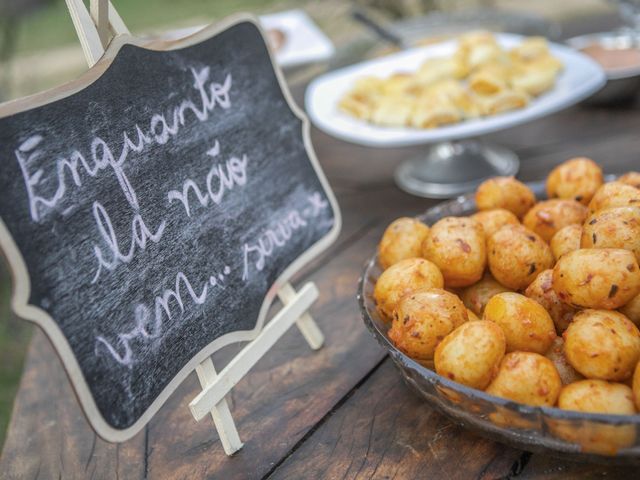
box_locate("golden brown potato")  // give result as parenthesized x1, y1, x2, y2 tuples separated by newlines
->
(388, 288, 468, 363)
(485, 351, 562, 407)
(546, 157, 603, 205)
(470, 208, 519, 237)
(619, 172, 640, 189)
(550, 224, 582, 260)
(633, 361, 640, 411)
(522, 199, 588, 243)
(435, 320, 506, 389)
(552, 248, 640, 309)
(545, 337, 583, 384)
(374, 258, 444, 320)
(475, 176, 536, 219)
(581, 207, 640, 263)
(620, 293, 640, 326)
(422, 217, 486, 288)
(558, 380, 635, 414)
(524, 269, 576, 333)
(588, 182, 640, 214)
(460, 272, 511, 316)
(377, 217, 430, 269)
(563, 310, 640, 381)
(487, 224, 554, 290)
(484, 292, 556, 353)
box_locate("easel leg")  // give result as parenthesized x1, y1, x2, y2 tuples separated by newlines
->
(195, 358, 243, 455)
(278, 283, 324, 350)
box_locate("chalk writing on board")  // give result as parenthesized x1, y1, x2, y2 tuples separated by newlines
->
(15, 67, 232, 223)
(0, 20, 338, 435)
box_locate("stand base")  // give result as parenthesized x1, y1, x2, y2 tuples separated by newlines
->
(394, 140, 520, 198)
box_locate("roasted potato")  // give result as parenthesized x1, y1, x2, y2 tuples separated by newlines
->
(522, 199, 588, 243)
(581, 207, 640, 263)
(374, 258, 444, 320)
(545, 337, 583, 384)
(525, 269, 576, 333)
(588, 182, 640, 214)
(484, 292, 556, 353)
(422, 217, 486, 288)
(550, 224, 582, 260)
(388, 288, 468, 363)
(487, 224, 554, 290)
(552, 248, 640, 309)
(620, 293, 640, 326)
(619, 172, 640, 190)
(470, 208, 519, 237)
(633, 361, 640, 411)
(460, 272, 511, 316)
(546, 157, 603, 205)
(475, 176, 536, 219)
(378, 217, 430, 269)
(558, 379, 635, 414)
(563, 309, 640, 381)
(485, 351, 562, 407)
(435, 320, 506, 389)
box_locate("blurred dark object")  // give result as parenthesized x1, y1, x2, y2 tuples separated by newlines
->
(568, 32, 640, 105)
(0, 0, 54, 100)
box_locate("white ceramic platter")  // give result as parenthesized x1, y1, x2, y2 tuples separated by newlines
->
(305, 33, 606, 147)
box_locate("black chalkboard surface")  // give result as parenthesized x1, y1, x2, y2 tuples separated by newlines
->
(0, 17, 340, 441)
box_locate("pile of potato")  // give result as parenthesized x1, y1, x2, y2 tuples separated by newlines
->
(375, 157, 640, 417)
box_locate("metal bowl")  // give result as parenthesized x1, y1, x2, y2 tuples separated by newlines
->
(357, 180, 640, 464)
(567, 32, 640, 105)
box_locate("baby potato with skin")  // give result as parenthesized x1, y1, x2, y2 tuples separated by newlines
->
(475, 176, 536, 219)
(550, 224, 582, 260)
(558, 380, 635, 415)
(460, 272, 511, 316)
(545, 337, 583, 385)
(563, 310, 640, 381)
(552, 248, 640, 309)
(484, 292, 556, 353)
(374, 258, 444, 321)
(435, 320, 506, 389)
(470, 208, 519, 237)
(620, 293, 640, 326)
(422, 217, 486, 288)
(377, 217, 430, 269)
(388, 288, 468, 364)
(588, 182, 640, 214)
(619, 171, 640, 189)
(525, 269, 576, 333)
(522, 199, 588, 243)
(486, 352, 562, 407)
(633, 361, 640, 411)
(546, 157, 603, 205)
(581, 207, 640, 263)
(487, 224, 554, 290)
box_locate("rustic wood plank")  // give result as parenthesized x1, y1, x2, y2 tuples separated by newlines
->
(268, 359, 522, 480)
(517, 454, 638, 479)
(0, 330, 146, 480)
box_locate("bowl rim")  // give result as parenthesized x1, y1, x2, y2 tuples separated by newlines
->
(566, 31, 640, 80)
(358, 184, 640, 427)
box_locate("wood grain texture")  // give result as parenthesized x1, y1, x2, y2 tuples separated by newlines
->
(268, 360, 522, 480)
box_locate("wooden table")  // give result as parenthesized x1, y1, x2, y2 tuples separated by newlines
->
(2, 82, 640, 479)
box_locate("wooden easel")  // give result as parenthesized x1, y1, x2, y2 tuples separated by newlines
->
(65, 0, 325, 456)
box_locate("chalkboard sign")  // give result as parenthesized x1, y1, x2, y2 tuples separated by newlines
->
(0, 17, 340, 442)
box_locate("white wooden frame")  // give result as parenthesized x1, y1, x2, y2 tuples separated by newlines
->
(0, 1, 341, 455)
